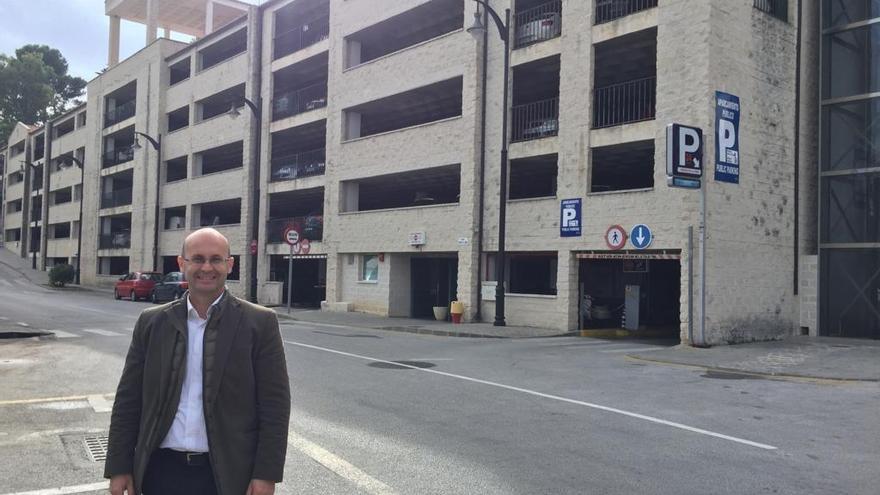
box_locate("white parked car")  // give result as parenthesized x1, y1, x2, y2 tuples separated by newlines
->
(515, 12, 561, 46)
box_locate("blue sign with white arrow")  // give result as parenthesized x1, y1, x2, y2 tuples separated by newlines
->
(630, 224, 653, 249)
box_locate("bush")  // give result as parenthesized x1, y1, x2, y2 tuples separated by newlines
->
(49, 263, 75, 287)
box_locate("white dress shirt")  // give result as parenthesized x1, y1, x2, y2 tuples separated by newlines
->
(159, 292, 224, 452)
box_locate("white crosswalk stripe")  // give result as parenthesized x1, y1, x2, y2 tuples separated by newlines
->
(0, 279, 12, 287)
(81, 328, 124, 337)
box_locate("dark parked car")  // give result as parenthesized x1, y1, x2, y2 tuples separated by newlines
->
(149, 272, 189, 303)
(114, 271, 163, 301)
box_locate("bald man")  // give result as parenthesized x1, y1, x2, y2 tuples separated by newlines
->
(105, 228, 291, 495)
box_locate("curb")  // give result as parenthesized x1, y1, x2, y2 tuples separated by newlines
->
(580, 328, 674, 339)
(626, 354, 878, 384)
(273, 311, 575, 339)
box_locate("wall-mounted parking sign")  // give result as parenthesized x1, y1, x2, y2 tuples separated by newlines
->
(560, 198, 582, 237)
(715, 91, 740, 184)
(666, 123, 703, 189)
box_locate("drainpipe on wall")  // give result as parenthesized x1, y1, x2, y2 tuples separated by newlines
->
(792, 0, 803, 296)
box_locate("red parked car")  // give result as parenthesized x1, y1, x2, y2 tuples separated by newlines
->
(114, 271, 163, 301)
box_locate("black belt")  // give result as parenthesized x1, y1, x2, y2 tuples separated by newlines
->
(157, 448, 210, 467)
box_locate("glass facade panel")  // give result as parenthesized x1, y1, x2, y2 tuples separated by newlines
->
(820, 249, 880, 338)
(822, 173, 880, 243)
(823, 25, 880, 99)
(824, 0, 880, 28)
(821, 1, 880, 338)
(821, 99, 880, 171)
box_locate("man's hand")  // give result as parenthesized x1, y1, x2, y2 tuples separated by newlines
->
(109, 474, 134, 495)
(246, 479, 276, 495)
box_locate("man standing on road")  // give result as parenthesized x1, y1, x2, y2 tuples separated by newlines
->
(104, 228, 291, 495)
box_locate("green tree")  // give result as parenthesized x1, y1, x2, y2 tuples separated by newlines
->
(0, 45, 86, 142)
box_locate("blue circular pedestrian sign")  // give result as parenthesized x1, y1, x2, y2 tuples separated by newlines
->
(630, 224, 653, 249)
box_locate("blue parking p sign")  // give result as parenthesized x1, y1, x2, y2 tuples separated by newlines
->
(560, 199, 581, 237)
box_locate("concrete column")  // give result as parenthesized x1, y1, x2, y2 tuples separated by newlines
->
(205, 1, 215, 35)
(345, 112, 361, 140)
(146, 0, 158, 44)
(163, 27, 171, 38)
(108, 15, 121, 66)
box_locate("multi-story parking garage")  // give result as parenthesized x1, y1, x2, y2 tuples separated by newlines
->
(5, 1, 867, 343)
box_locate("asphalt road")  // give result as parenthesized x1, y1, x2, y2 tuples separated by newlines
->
(1, 268, 878, 494)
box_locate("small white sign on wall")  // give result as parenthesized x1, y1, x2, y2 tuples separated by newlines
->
(481, 281, 497, 301)
(408, 231, 426, 246)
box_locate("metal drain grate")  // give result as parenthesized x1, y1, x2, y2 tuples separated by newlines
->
(84, 433, 109, 462)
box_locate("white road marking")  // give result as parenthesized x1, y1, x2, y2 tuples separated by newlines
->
(0, 481, 107, 495)
(288, 430, 397, 495)
(285, 340, 778, 451)
(0, 279, 11, 287)
(16, 322, 29, 327)
(0, 394, 113, 406)
(0, 316, 8, 320)
(599, 347, 669, 354)
(81, 328, 124, 337)
(47, 330, 79, 339)
(87, 394, 113, 413)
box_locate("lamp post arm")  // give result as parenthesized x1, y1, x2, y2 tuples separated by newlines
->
(242, 97, 261, 118)
(134, 131, 161, 151)
(472, 0, 509, 42)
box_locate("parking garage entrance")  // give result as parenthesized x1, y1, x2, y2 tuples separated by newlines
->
(411, 256, 458, 319)
(269, 254, 327, 308)
(577, 251, 680, 338)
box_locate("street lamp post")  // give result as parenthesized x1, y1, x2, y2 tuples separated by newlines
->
(61, 155, 85, 285)
(132, 132, 162, 272)
(229, 96, 262, 303)
(20, 160, 39, 270)
(468, 1, 511, 327)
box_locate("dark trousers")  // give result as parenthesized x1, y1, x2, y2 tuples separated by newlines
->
(142, 449, 218, 495)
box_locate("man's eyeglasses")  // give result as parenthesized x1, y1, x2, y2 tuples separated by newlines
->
(183, 256, 230, 267)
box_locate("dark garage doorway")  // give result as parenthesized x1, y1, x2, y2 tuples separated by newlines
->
(579, 254, 680, 337)
(269, 255, 327, 308)
(411, 257, 458, 319)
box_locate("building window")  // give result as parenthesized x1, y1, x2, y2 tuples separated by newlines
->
(227, 255, 241, 281)
(754, 0, 788, 22)
(360, 255, 379, 282)
(509, 154, 557, 200)
(484, 252, 557, 295)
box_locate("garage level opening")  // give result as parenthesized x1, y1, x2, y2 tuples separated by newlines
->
(578, 253, 680, 338)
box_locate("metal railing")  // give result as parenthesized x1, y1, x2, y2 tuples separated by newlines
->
(592, 76, 656, 129)
(99, 232, 131, 249)
(267, 215, 323, 242)
(273, 15, 330, 60)
(100, 188, 133, 209)
(511, 97, 559, 142)
(201, 44, 247, 71)
(103, 100, 136, 128)
(514, 0, 562, 49)
(272, 83, 328, 121)
(594, 0, 658, 25)
(753, 0, 787, 21)
(270, 148, 326, 181)
(102, 148, 135, 168)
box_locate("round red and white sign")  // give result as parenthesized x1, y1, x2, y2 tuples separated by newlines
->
(299, 238, 311, 255)
(605, 225, 627, 250)
(283, 228, 300, 246)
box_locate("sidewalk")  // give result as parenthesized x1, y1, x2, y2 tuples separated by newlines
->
(272, 306, 573, 338)
(274, 307, 880, 382)
(628, 337, 880, 382)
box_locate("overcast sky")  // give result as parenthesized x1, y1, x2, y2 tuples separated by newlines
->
(0, 0, 261, 82)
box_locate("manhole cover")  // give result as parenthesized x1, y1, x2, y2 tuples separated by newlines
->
(84, 433, 109, 462)
(368, 360, 436, 370)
